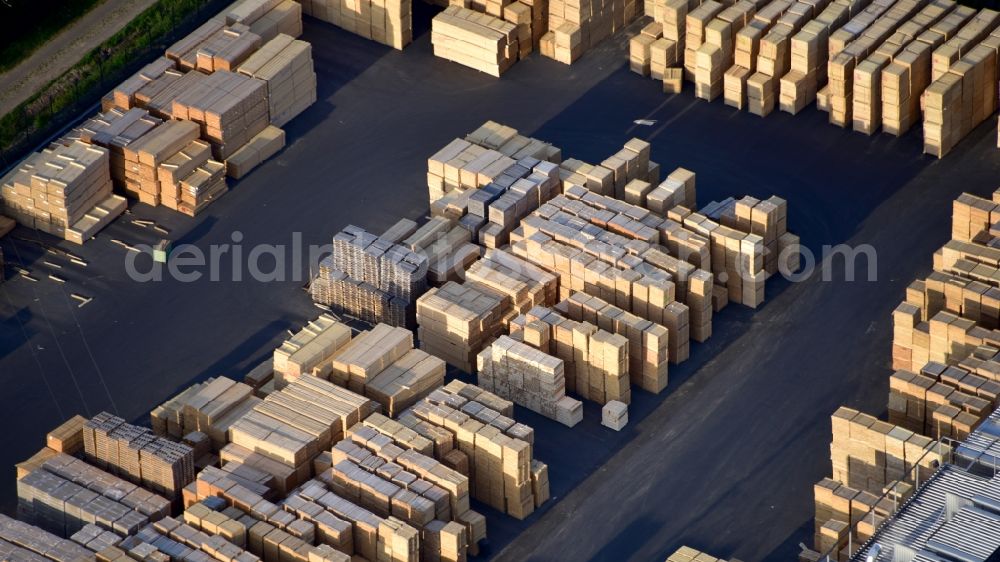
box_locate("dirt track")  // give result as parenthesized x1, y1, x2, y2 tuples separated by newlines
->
(0, 0, 157, 117)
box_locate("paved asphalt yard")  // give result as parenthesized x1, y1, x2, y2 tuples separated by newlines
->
(3, 5, 1000, 561)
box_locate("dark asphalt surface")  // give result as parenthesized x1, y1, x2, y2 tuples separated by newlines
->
(3, 5, 1000, 561)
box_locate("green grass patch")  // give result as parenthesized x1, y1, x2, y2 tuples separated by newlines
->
(0, 0, 212, 156)
(0, 0, 106, 73)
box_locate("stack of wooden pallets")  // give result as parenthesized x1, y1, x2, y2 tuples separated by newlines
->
(82, 412, 196, 499)
(311, 225, 429, 328)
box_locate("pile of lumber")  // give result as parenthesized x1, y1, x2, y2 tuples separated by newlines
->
(812, 478, 902, 555)
(432, 6, 519, 77)
(881, 6, 976, 136)
(228, 376, 378, 491)
(0, 140, 126, 244)
(225, 125, 286, 180)
(449, 157, 560, 248)
(923, 26, 1000, 157)
(888, 363, 996, 440)
(288, 480, 419, 561)
(272, 314, 353, 387)
(151, 376, 259, 448)
(416, 280, 505, 373)
(477, 335, 584, 427)
(400, 380, 549, 521)
(172, 70, 270, 161)
(121, 120, 200, 206)
(426, 121, 559, 210)
(327, 323, 445, 416)
(70, 522, 128, 553)
(829, 406, 946, 492)
(542, 0, 643, 64)
(666, 546, 741, 562)
(83, 412, 196, 499)
(325, 438, 470, 560)
(419, 121, 798, 380)
(71, 107, 162, 188)
(512, 306, 631, 405)
(634, 0, 1000, 157)
(107, 57, 176, 111)
(183, 469, 353, 561)
(559, 292, 670, 393)
(16, 450, 172, 538)
(237, 34, 317, 127)
(166, 20, 262, 72)
(463, 249, 559, 324)
(807, 407, 949, 556)
(0, 513, 96, 559)
(891, 190, 1000, 371)
(159, 139, 228, 215)
(399, 217, 480, 285)
(225, 0, 304, 42)
(134, 69, 208, 120)
(304, 0, 412, 49)
(310, 225, 429, 327)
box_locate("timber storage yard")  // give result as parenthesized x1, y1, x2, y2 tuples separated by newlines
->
(2, 0, 1000, 561)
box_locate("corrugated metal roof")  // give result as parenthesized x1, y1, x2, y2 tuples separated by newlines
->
(851, 406, 1000, 562)
(955, 407, 1000, 470)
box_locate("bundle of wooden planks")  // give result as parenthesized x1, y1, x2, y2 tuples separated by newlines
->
(172, 70, 270, 161)
(304, 0, 412, 49)
(476, 335, 584, 427)
(399, 380, 549, 522)
(82, 412, 196, 499)
(237, 34, 317, 128)
(432, 6, 519, 77)
(0, 140, 125, 244)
